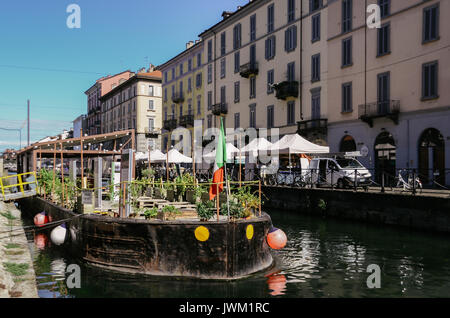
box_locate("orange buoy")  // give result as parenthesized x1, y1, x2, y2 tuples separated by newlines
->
(35, 233, 48, 250)
(267, 227, 287, 250)
(34, 211, 49, 227)
(266, 274, 287, 296)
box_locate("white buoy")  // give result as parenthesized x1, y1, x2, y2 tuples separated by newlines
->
(50, 223, 67, 246)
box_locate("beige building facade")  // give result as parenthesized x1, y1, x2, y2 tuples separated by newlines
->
(99, 71, 163, 152)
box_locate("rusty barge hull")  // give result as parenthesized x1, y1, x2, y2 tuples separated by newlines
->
(19, 197, 274, 280)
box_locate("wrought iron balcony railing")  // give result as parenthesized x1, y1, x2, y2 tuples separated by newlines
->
(297, 118, 328, 136)
(239, 62, 259, 78)
(145, 127, 161, 137)
(274, 81, 299, 100)
(211, 103, 228, 116)
(179, 114, 194, 127)
(172, 92, 184, 104)
(358, 100, 400, 127)
(163, 119, 178, 131)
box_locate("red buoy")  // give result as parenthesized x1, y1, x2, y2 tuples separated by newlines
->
(34, 212, 49, 227)
(267, 227, 287, 250)
(35, 233, 48, 250)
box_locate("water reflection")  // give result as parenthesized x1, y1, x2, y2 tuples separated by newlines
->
(22, 209, 450, 298)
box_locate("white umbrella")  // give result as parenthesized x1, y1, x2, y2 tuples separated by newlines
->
(135, 150, 166, 162)
(241, 137, 273, 153)
(167, 149, 193, 164)
(270, 134, 329, 154)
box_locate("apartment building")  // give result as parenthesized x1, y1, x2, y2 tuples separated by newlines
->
(99, 70, 163, 152)
(199, 0, 329, 147)
(85, 70, 134, 135)
(326, 0, 450, 185)
(157, 40, 204, 151)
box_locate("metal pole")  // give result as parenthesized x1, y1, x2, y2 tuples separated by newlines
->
(60, 142, 65, 206)
(80, 128, 84, 188)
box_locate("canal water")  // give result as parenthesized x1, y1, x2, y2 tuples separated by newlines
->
(23, 209, 450, 298)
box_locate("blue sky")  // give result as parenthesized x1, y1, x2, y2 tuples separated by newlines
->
(0, 0, 247, 152)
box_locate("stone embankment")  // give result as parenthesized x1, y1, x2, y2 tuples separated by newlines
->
(0, 201, 38, 298)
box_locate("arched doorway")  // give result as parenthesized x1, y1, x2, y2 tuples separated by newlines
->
(418, 128, 445, 186)
(339, 135, 357, 152)
(374, 132, 396, 185)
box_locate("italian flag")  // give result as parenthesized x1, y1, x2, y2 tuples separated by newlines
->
(209, 117, 227, 201)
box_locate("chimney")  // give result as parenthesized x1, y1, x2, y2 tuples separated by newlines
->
(147, 64, 155, 72)
(186, 41, 194, 49)
(222, 11, 233, 19)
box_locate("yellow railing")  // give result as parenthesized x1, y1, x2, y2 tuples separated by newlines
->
(0, 171, 38, 199)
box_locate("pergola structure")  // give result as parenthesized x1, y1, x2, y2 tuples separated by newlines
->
(16, 129, 136, 178)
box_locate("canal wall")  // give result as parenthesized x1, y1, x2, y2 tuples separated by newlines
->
(260, 186, 450, 234)
(0, 201, 38, 298)
(18, 197, 275, 280)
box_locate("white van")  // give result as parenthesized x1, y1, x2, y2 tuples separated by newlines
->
(309, 157, 372, 189)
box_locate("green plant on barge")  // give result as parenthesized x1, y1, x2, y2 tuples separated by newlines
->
(196, 200, 215, 221)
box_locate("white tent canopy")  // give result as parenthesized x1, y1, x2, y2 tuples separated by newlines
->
(203, 142, 242, 161)
(241, 137, 273, 153)
(167, 149, 193, 164)
(135, 150, 166, 162)
(270, 134, 329, 154)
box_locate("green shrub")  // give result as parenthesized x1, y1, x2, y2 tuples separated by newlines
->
(162, 205, 181, 219)
(143, 207, 158, 219)
(196, 200, 216, 221)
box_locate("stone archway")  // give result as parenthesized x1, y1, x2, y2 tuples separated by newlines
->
(418, 128, 445, 186)
(339, 135, 357, 153)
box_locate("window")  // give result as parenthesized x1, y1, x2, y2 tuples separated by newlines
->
(220, 32, 226, 56)
(311, 88, 321, 119)
(267, 105, 274, 128)
(164, 88, 167, 102)
(234, 81, 240, 103)
(250, 14, 256, 42)
(220, 58, 226, 79)
(267, 69, 274, 94)
(379, 0, 390, 18)
(312, 13, 320, 42)
(423, 4, 439, 43)
(164, 72, 168, 83)
(179, 81, 183, 94)
(310, 0, 322, 13)
(220, 86, 226, 104)
(188, 59, 192, 72)
(188, 101, 192, 115)
(234, 51, 240, 73)
(342, 82, 352, 113)
(164, 107, 167, 120)
(187, 78, 192, 92)
(342, 0, 352, 33)
(311, 54, 320, 82)
(179, 63, 183, 76)
(196, 73, 202, 88)
(265, 35, 276, 60)
(342, 37, 352, 67)
(377, 23, 390, 57)
(285, 25, 297, 52)
(207, 40, 213, 62)
(207, 114, 212, 128)
(197, 53, 202, 67)
(149, 100, 154, 110)
(207, 91, 212, 110)
(287, 62, 295, 82)
(207, 64, 212, 83)
(197, 98, 202, 115)
(250, 76, 256, 99)
(288, 0, 295, 23)
(249, 104, 256, 128)
(250, 44, 256, 64)
(234, 113, 240, 129)
(267, 4, 274, 33)
(179, 104, 183, 117)
(422, 61, 438, 100)
(377, 72, 390, 114)
(148, 118, 154, 131)
(287, 101, 295, 125)
(233, 24, 242, 50)
(172, 68, 175, 80)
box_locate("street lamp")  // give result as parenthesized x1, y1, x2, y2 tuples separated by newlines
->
(0, 127, 22, 150)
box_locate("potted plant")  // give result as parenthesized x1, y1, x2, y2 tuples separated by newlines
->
(183, 174, 196, 203)
(196, 200, 215, 221)
(220, 197, 245, 221)
(234, 186, 259, 218)
(164, 182, 175, 202)
(162, 205, 181, 220)
(174, 175, 187, 202)
(143, 207, 158, 220)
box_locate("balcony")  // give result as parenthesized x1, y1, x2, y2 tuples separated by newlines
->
(297, 119, 328, 137)
(179, 114, 194, 127)
(172, 92, 185, 104)
(358, 100, 400, 127)
(211, 103, 228, 116)
(163, 119, 178, 131)
(274, 81, 299, 100)
(239, 62, 259, 78)
(145, 127, 161, 138)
